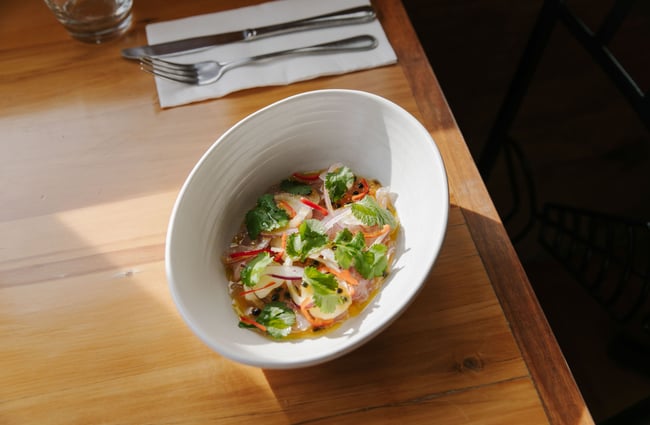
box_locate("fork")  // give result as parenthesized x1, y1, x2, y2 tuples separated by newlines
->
(139, 34, 378, 86)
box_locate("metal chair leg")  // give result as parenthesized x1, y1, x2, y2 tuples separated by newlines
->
(477, 0, 561, 180)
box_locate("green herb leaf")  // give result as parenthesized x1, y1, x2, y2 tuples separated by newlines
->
(325, 166, 354, 202)
(245, 194, 290, 240)
(256, 302, 296, 338)
(355, 243, 389, 279)
(333, 229, 389, 279)
(285, 219, 328, 261)
(280, 179, 312, 195)
(303, 267, 340, 314)
(240, 252, 274, 288)
(351, 196, 396, 228)
(333, 229, 365, 269)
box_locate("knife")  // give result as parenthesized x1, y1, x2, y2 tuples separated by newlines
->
(121, 5, 376, 59)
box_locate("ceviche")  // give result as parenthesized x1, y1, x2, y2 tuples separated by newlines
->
(222, 164, 399, 339)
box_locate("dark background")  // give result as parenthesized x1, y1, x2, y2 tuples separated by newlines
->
(402, 0, 650, 422)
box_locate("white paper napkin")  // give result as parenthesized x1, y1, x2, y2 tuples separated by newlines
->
(145, 0, 397, 108)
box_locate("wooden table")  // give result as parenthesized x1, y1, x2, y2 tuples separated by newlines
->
(1, 1, 594, 424)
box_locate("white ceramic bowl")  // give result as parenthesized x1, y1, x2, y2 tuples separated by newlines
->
(166, 89, 448, 369)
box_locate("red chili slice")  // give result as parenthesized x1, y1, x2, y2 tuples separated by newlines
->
(291, 171, 321, 181)
(300, 197, 329, 216)
(227, 247, 271, 260)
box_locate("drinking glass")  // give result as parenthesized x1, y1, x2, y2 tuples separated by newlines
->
(43, 0, 133, 43)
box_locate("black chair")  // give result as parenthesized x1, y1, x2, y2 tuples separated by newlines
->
(475, 1, 650, 423)
(538, 203, 650, 357)
(477, 0, 649, 241)
(600, 395, 650, 425)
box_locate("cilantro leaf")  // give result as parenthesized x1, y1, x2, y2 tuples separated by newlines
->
(355, 243, 389, 279)
(280, 179, 312, 195)
(325, 166, 354, 202)
(333, 229, 389, 279)
(245, 194, 289, 240)
(256, 302, 296, 338)
(333, 229, 365, 269)
(351, 196, 396, 228)
(285, 219, 328, 261)
(303, 267, 340, 314)
(240, 252, 274, 288)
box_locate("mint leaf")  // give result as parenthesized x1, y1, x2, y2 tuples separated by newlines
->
(240, 252, 274, 288)
(351, 196, 396, 228)
(355, 243, 389, 279)
(303, 267, 340, 314)
(280, 179, 312, 195)
(325, 166, 354, 202)
(256, 302, 296, 338)
(245, 194, 289, 240)
(285, 219, 328, 261)
(333, 229, 365, 269)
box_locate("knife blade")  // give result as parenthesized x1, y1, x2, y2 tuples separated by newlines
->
(121, 5, 376, 59)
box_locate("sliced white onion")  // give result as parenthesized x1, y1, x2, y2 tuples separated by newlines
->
(338, 213, 364, 228)
(307, 248, 338, 270)
(275, 193, 312, 228)
(371, 234, 389, 247)
(322, 183, 334, 215)
(326, 162, 344, 173)
(264, 265, 304, 279)
(375, 186, 397, 209)
(320, 205, 352, 231)
(321, 163, 347, 215)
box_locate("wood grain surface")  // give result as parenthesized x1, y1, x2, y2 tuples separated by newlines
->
(1, 0, 592, 424)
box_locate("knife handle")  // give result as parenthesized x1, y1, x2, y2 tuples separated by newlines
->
(245, 5, 376, 40)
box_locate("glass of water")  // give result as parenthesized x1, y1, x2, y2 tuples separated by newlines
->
(43, 0, 133, 43)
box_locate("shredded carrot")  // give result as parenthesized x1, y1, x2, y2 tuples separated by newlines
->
(350, 178, 369, 201)
(320, 265, 359, 286)
(239, 315, 267, 332)
(271, 232, 287, 262)
(240, 281, 278, 296)
(300, 299, 334, 328)
(300, 197, 329, 216)
(276, 199, 296, 218)
(362, 224, 391, 239)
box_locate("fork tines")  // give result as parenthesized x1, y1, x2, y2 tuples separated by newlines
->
(139, 56, 197, 85)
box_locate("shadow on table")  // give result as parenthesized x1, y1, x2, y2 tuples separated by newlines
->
(262, 205, 557, 424)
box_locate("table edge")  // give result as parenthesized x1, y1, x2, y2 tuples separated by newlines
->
(376, 1, 595, 424)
